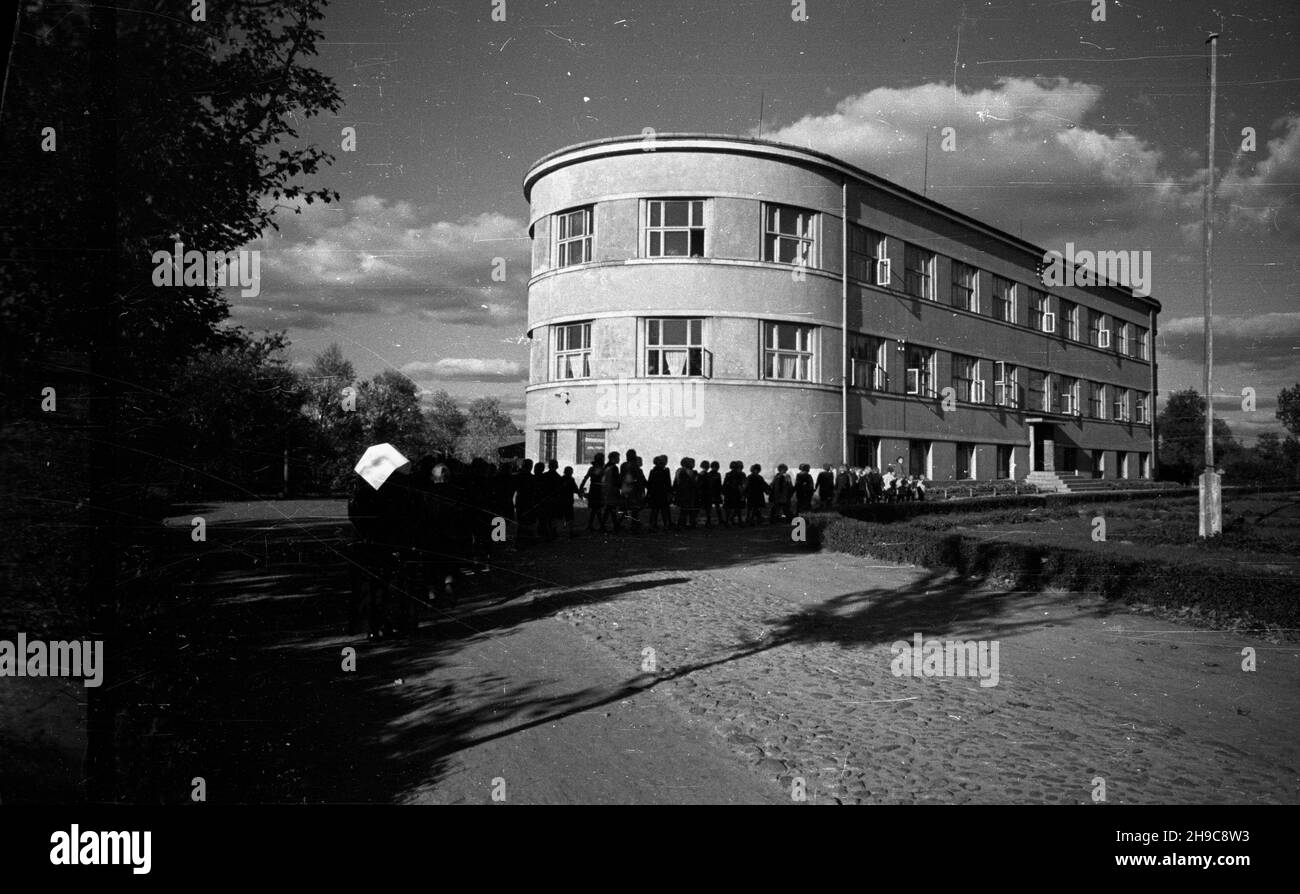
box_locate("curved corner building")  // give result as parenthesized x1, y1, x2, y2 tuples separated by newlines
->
(522, 134, 1159, 486)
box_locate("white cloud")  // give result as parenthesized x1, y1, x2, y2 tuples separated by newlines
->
(1160, 312, 1300, 366)
(1217, 114, 1300, 236)
(762, 78, 1183, 235)
(402, 358, 528, 381)
(236, 196, 530, 329)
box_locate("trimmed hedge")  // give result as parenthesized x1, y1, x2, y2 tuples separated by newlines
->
(812, 515, 1300, 632)
(837, 484, 1297, 524)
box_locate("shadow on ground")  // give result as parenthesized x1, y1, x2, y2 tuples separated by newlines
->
(68, 501, 1113, 803)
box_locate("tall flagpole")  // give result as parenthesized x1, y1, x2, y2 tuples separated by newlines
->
(1200, 33, 1222, 537)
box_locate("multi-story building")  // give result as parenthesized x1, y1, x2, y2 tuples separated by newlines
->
(522, 134, 1159, 483)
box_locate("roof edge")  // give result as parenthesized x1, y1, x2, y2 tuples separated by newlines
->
(521, 133, 1162, 312)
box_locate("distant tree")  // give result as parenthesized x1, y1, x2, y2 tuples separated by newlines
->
(303, 344, 363, 492)
(170, 331, 310, 496)
(358, 370, 428, 453)
(305, 344, 358, 429)
(1284, 437, 1300, 482)
(425, 390, 467, 458)
(1277, 384, 1300, 437)
(1256, 432, 1283, 464)
(457, 397, 522, 462)
(1156, 389, 1236, 483)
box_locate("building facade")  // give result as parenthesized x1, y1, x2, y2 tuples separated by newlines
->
(522, 134, 1159, 482)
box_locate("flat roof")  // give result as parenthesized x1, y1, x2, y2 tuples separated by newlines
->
(523, 133, 1161, 313)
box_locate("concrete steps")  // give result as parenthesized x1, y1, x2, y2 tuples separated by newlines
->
(1025, 471, 1111, 494)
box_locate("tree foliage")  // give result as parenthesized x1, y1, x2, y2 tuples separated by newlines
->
(170, 331, 312, 496)
(0, 0, 343, 417)
(1156, 389, 1236, 483)
(458, 396, 522, 464)
(1277, 383, 1300, 438)
(425, 390, 467, 457)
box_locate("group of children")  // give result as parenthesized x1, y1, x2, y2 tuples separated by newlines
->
(344, 451, 931, 637)
(830, 463, 929, 505)
(561, 451, 928, 534)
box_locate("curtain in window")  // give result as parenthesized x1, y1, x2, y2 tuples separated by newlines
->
(663, 349, 689, 376)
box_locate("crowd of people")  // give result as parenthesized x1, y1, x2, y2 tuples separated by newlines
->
(344, 449, 928, 637)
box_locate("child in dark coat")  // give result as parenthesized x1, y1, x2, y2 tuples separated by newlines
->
(744, 464, 770, 526)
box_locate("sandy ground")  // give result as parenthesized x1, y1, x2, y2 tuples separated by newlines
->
(3, 499, 1296, 804)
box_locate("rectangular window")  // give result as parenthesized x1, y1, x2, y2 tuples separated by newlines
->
(646, 199, 705, 258)
(1140, 452, 1150, 478)
(848, 224, 884, 283)
(1136, 325, 1150, 360)
(904, 345, 935, 396)
(763, 204, 817, 266)
(1028, 370, 1049, 413)
(1119, 452, 1130, 479)
(996, 445, 1012, 479)
(1062, 300, 1080, 341)
(956, 442, 976, 480)
(1048, 373, 1065, 414)
(1114, 387, 1130, 422)
(555, 206, 593, 268)
(647, 317, 706, 376)
(553, 321, 592, 380)
(1117, 322, 1131, 356)
(1089, 309, 1109, 348)
(540, 430, 557, 463)
(576, 429, 605, 465)
(849, 333, 887, 390)
(763, 321, 815, 381)
(1135, 391, 1149, 424)
(854, 435, 881, 468)
(1028, 289, 1049, 332)
(904, 244, 935, 300)
(1060, 376, 1080, 415)
(952, 354, 985, 403)
(1090, 381, 1107, 419)
(992, 276, 1016, 323)
(993, 361, 1019, 408)
(950, 261, 979, 312)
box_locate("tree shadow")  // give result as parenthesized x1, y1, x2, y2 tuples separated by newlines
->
(102, 499, 1106, 803)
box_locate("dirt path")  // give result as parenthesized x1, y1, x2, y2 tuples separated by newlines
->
(13, 499, 1291, 804)
(552, 541, 1300, 804)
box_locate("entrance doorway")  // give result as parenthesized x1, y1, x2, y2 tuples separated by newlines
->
(908, 440, 931, 479)
(1029, 422, 1056, 473)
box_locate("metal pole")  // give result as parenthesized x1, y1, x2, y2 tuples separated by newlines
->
(1203, 33, 1217, 472)
(1149, 307, 1158, 479)
(1199, 33, 1222, 537)
(841, 180, 849, 465)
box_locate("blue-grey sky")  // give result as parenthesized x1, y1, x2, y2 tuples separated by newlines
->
(235, 0, 1299, 441)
